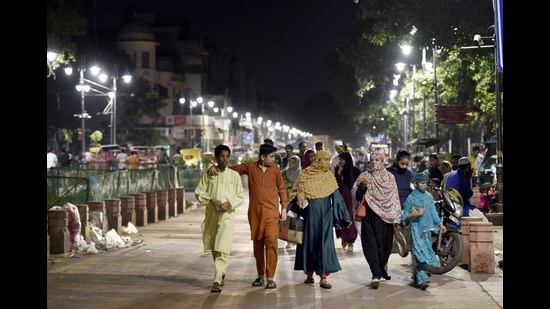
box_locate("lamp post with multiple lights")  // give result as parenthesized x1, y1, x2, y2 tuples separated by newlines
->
(97, 64, 132, 145)
(65, 57, 132, 153)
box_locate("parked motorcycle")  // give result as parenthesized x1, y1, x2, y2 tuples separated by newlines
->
(424, 185, 465, 274)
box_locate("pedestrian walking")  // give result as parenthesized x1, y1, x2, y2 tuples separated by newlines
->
(289, 150, 351, 289)
(195, 144, 244, 293)
(334, 151, 360, 252)
(116, 149, 128, 170)
(351, 149, 402, 289)
(47, 147, 58, 170)
(402, 173, 445, 290)
(281, 154, 302, 249)
(206, 143, 288, 289)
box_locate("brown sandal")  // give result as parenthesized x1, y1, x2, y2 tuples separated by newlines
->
(319, 279, 332, 289)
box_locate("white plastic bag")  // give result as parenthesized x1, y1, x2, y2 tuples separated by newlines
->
(468, 208, 489, 222)
(122, 222, 139, 234)
(63, 203, 81, 242)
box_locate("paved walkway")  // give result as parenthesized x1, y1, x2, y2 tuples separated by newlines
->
(47, 188, 503, 309)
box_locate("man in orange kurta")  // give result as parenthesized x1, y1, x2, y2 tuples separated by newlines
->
(208, 143, 288, 289)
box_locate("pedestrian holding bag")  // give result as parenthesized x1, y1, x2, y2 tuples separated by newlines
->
(355, 198, 367, 221)
(278, 209, 304, 244)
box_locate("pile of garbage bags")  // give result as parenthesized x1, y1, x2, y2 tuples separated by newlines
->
(49, 203, 140, 255)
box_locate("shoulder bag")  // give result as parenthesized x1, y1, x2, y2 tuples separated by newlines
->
(355, 198, 367, 221)
(278, 210, 304, 244)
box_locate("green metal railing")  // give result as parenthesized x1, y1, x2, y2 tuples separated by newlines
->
(47, 164, 203, 208)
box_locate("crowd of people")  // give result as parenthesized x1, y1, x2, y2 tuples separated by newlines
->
(191, 138, 501, 294)
(50, 138, 498, 293)
(46, 147, 173, 171)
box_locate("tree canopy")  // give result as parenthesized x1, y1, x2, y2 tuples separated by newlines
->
(325, 0, 499, 150)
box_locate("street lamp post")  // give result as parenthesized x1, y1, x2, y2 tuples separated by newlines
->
(179, 97, 185, 114)
(463, 30, 503, 212)
(189, 100, 196, 148)
(73, 55, 95, 156)
(411, 64, 416, 139)
(395, 61, 411, 150)
(99, 64, 131, 145)
(432, 41, 439, 143)
(110, 78, 117, 144)
(79, 66, 86, 155)
(179, 97, 192, 147)
(196, 96, 205, 151)
(403, 98, 409, 149)
(422, 91, 427, 137)
(68, 58, 132, 152)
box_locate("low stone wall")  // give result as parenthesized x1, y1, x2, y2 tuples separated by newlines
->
(485, 213, 503, 226)
(48, 187, 198, 257)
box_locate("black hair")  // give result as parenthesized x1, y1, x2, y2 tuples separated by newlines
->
(263, 138, 274, 146)
(451, 154, 462, 160)
(285, 144, 293, 150)
(214, 144, 231, 157)
(259, 143, 277, 157)
(394, 150, 410, 161)
(338, 151, 356, 188)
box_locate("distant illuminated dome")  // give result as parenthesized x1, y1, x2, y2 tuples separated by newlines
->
(117, 20, 155, 41)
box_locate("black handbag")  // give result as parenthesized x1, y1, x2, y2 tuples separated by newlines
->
(288, 198, 306, 217)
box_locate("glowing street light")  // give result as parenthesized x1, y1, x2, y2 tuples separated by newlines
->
(98, 64, 132, 144)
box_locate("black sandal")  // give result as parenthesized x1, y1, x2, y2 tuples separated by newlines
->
(252, 277, 264, 287)
(221, 274, 225, 286)
(265, 280, 277, 289)
(211, 282, 222, 293)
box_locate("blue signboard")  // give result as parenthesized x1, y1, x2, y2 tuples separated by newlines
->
(244, 132, 253, 145)
(494, 0, 503, 72)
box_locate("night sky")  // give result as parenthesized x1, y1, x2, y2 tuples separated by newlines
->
(82, 0, 359, 103)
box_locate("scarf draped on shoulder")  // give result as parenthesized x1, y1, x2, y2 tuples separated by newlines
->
(363, 149, 402, 224)
(290, 150, 338, 200)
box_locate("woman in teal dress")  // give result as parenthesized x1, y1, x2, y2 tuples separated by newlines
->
(289, 150, 351, 289)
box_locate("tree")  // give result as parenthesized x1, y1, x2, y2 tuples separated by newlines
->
(61, 128, 73, 152)
(326, 0, 498, 149)
(126, 128, 170, 146)
(90, 130, 103, 148)
(116, 76, 166, 127)
(47, 0, 87, 72)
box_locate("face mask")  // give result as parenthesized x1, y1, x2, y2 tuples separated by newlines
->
(418, 183, 428, 192)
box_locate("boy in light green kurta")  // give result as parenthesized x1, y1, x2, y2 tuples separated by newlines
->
(195, 144, 244, 293)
